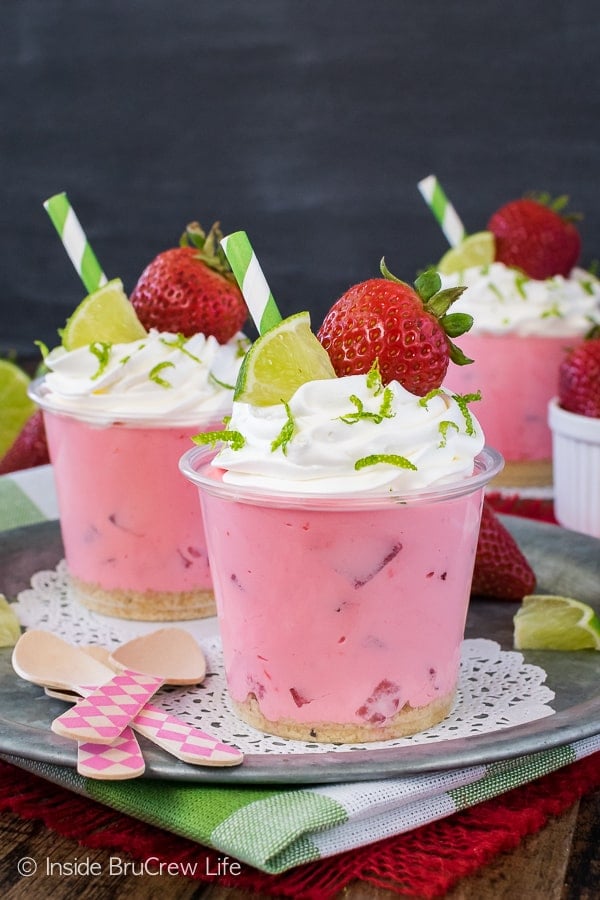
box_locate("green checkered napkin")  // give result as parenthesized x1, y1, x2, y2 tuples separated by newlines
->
(3, 736, 599, 872)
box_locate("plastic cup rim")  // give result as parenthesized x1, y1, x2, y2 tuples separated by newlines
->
(28, 376, 228, 430)
(179, 443, 504, 510)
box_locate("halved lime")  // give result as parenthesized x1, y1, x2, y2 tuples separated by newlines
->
(234, 311, 336, 406)
(61, 278, 148, 350)
(514, 595, 600, 650)
(0, 594, 21, 647)
(438, 231, 495, 275)
(0, 360, 36, 458)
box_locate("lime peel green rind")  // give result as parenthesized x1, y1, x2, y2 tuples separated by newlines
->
(438, 231, 496, 275)
(514, 594, 600, 651)
(233, 311, 336, 407)
(0, 595, 22, 647)
(61, 278, 148, 351)
(0, 360, 36, 458)
(192, 430, 246, 451)
(355, 453, 417, 472)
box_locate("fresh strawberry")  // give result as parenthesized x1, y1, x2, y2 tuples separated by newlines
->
(487, 195, 581, 279)
(317, 265, 473, 395)
(471, 501, 536, 600)
(0, 411, 49, 475)
(558, 336, 600, 417)
(130, 222, 248, 343)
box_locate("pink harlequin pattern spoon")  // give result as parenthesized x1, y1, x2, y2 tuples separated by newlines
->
(12, 629, 244, 769)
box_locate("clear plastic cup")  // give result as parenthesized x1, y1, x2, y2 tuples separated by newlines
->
(548, 397, 600, 538)
(30, 377, 222, 621)
(180, 444, 503, 742)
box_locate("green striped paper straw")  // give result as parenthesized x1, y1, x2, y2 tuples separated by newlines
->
(220, 231, 282, 335)
(417, 175, 466, 248)
(43, 192, 108, 294)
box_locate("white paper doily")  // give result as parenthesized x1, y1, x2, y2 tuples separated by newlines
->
(13, 560, 555, 756)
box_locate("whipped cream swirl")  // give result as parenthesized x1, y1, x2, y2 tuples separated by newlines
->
(212, 373, 485, 494)
(36, 330, 249, 425)
(441, 263, 600, 336)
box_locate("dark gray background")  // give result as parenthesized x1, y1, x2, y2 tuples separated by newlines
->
(2, 1, 599, 359)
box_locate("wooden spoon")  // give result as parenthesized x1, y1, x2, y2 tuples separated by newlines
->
(50, 627, 207, 743)
(13, 637, 146, 780)
(12, 630, 243, 767)
(109, 628, 207, 685)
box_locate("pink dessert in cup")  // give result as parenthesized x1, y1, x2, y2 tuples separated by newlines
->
(432, 195, 600, 485)
(181, 266, 502, 742)
(32, 326, 248, 620)
(30, 220, 250, 620)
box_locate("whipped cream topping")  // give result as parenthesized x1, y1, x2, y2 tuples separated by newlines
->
(211, 373, 485, 494)
(441, 263, 600, 336)
(36, 330, 249, 425)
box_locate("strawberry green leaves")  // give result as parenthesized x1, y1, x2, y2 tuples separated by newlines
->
(380, 261, 474, 367)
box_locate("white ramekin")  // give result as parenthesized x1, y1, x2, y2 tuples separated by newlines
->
(548, 397, 600, 538)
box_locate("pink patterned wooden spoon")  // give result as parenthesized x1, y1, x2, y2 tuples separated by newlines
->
(50, 628, 206, 744)
(12, 630, 243, 768)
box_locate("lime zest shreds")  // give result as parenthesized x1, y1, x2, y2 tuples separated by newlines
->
(379, 387, 394, 419)
(581, 279, 595, 296)
(209, 371, 236, 391)
(149, 361, 175, 388)
(236, 336, 251, 357)
(418, 388, 445, 409)
(355, 453, 417, 472)
(514, 594, 600, 651)
(271, 402, 296, 455)
(515, 274, 529, 298)
(89, 341, 112, 380)
(160, 333, 203, 364)
(192, 430, 246, 451)
(452, 391, 481, 436)
(34, 339, 49, 359)
(541, 303, 563, 319)
(366, 359, 384, 395)
(340, 390, 395, 425)
(438, 420, 459, 448)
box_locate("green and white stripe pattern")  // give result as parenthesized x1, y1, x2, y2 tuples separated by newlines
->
(418, 174, 466, 247)
(220, 231, 282, 335)
(43, 192, 108, 294)
(6, 733, 599, 875)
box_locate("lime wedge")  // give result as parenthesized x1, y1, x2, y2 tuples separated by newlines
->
(61, 278, 148, 350)
(0, 594, 21, 647)
(234, 311, 336, 406)
(514, 595, 600, 650)
(438, 231, 495, 275)
(0, 360, 36, 458)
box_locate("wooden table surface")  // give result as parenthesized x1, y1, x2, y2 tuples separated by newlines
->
(1, 784, 598, 899)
